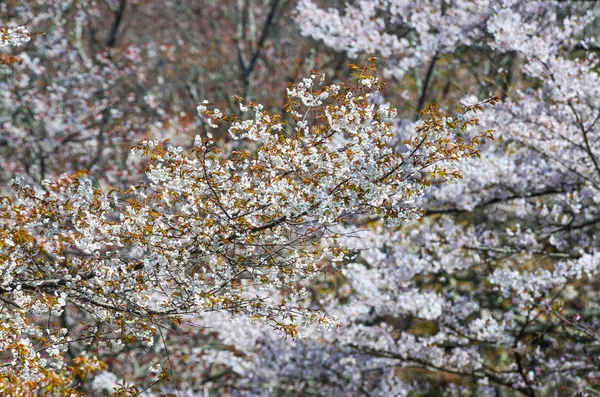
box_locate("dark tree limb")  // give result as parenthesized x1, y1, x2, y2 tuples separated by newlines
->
(106, 0, 126, 48)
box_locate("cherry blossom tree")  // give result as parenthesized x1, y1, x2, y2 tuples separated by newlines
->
(3, 0, 600, 396)
(0, 57, 491, 395)
(0, 2, 355, 394)
(284, 1, 600, 396)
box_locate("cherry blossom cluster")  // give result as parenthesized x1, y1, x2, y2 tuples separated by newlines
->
(0, 61, 489, 394)
(0, 26, 30, 48)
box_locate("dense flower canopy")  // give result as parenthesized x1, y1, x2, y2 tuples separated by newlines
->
(0, 57, 492, 394)
(1, 0, 600, 396)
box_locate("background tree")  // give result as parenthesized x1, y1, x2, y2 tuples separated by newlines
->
(288, 1, 600, 396)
